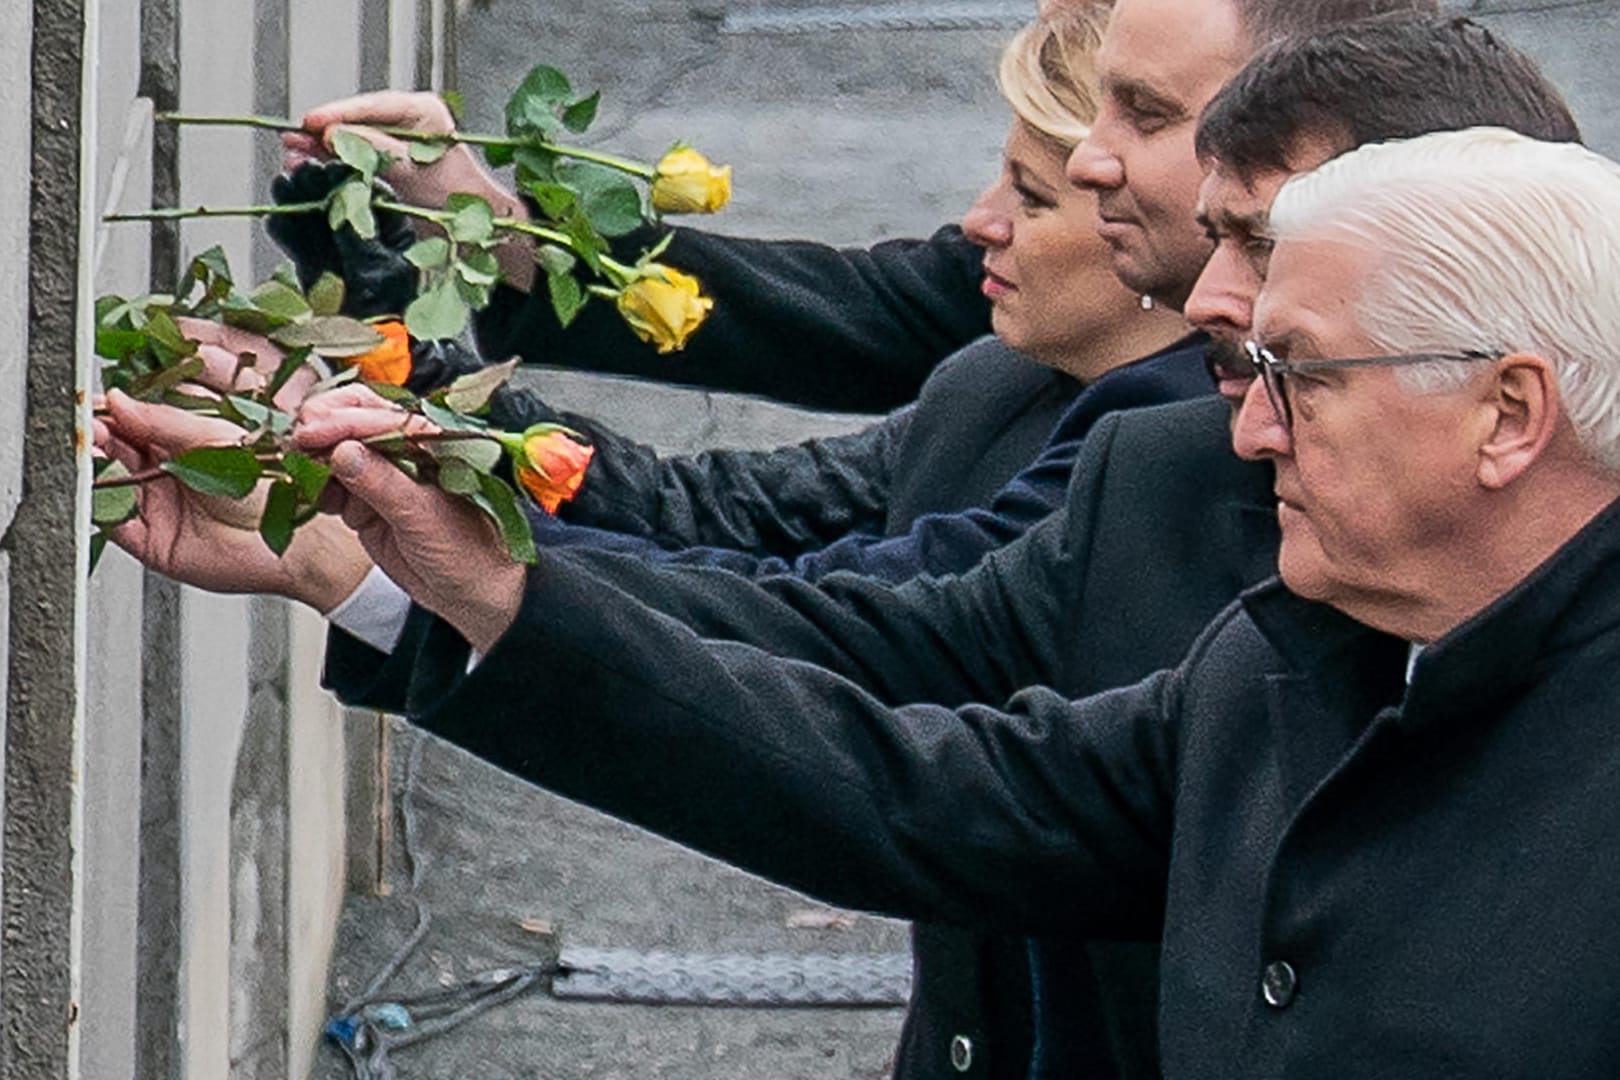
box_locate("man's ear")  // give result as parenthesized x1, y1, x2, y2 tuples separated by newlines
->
(1477, 353, 1559, 491)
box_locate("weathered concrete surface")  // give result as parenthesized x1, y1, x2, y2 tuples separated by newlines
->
(313, 725, 906, 1080)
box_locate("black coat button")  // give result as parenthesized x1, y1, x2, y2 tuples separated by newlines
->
(1261, 960, 1298, 1008)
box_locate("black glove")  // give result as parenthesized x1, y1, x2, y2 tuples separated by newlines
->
(407, 338, 562, 432)
(267, 160, 419, 320)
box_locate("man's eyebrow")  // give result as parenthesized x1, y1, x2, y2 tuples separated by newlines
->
(1197, 204, 1268, 236)
(1106, 76, 1186, 117)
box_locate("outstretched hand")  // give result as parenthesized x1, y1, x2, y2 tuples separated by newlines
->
(293, 384, 527, 653)
(281, 90, 537, 291)
(97, 390, 371, 611)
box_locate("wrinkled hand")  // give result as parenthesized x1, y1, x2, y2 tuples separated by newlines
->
(282, 91, 536, 290)
(174, 317, 319, 409)
(293, 385, 527, 652)
(266, 160, 419, 319)
(98, 390, 371, 610)
(284, 91, 521, 218)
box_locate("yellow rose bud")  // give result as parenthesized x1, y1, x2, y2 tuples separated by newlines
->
(513, 427, 595, 514)
(651, 147, 732, 214)
(614, 266, 714, 354)
(349, 320, 413, 386)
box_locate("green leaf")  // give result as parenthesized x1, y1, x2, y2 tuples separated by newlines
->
(89, 531, 109, 574)
(365, 382, 419, 406)
(404, 276, 469, 341)
(270, 315, 385, 358)
(435, 456, 483, 496)
(96, 326, 149, 361)
(521, 182, 575, 223)
(250, 279, 314, 325)
(271, 261, 304, 292)
(127, 356, 206, 401)
(453, 273, 492, 312)
(456, 249, 501, 288)
(265, 345, 314, 401)
(547, 270, 586, 329)
(561, 91, 601, 133)
(513, 147, 558, 186)
(445, 194, 495, 244)
(143, 309, 197, 358)
(442, 358, 520, 414)
(308, 272, 346, 317)
(420, 398, 485, 432)
(441, 89, 466, 122)
(331, 130, 384, 184)
(405, 237, 452, 270)
(280, 451, 331, 503)
(559, 162, 644, 237)
(474, 472, 536, 564)
(306, 364, 361, 397)
(409, 140, 451, 165)
(505, 64, 572, 136)
(426, 434, 503, 473)
(259, 479, 298, 556)
(91, 461, 139, 526)
(162, 446, 262, 498)
(536, 244, 577, 278)
(483, 142, 516, 169)
(328, 179, 377, 241)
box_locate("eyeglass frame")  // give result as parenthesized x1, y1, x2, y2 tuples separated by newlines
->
(1241, 340, 1504, 427)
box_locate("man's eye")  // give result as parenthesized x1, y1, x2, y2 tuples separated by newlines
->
(1127, 108, 1170, 134)
(1243, 237, 1275, 266)
(1016, 186, 1055, 211)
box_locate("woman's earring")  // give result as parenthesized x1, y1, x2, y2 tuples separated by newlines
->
(1140, 294, 1154, 311)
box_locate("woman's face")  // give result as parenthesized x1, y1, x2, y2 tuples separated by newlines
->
(962, 120, 1145, 376)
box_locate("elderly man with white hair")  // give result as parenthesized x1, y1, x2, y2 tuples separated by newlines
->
(256, 126, 1620, 1076)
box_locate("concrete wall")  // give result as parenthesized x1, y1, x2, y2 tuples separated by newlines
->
(61, 1, 440, 1078)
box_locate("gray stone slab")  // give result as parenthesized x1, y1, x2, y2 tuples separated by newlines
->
(313, 725, 906, 1080)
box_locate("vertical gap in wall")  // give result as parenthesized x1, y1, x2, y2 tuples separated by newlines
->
(359, 0, 392, 91)
(440, 0, 458, 95)
(132, 0, 185, 1074)
(237, 4, 295, 1077)
(6, 0, 88, 1075)
(414, 0, 434, 90)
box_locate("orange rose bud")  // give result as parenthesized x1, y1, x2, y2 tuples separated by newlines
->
(351, 320, 413, 385)
(513, 427, 595, 513)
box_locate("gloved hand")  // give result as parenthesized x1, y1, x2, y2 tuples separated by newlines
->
(267, 160, 419, 320)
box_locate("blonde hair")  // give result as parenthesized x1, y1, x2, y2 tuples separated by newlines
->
(997, 3, 1111, 150)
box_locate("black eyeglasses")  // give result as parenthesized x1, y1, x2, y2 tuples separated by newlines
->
(1242, 340, 1503, 427)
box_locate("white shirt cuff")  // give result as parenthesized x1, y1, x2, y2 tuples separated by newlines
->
(327, 565, 412, 655)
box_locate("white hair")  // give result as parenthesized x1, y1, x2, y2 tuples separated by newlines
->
(1268, 127, 1620, 473)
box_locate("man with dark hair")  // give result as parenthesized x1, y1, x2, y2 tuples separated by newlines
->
(102, 7, 1578, 1080)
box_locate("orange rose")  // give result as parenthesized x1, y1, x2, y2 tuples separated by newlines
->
(350, 320, 412, 385)
(513, 426, 595, 513)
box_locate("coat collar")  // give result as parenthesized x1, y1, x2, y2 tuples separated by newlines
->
(1243, 494, 1620, 735)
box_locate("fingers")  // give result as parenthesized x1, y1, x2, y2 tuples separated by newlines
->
(330, 441, 415, 533)
(291, 384, 437, 452)
(103, 390, 247, 456)
(301, 91, 454, 136)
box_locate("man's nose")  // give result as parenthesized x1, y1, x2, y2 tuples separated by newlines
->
(1067, 130, 1123, 191)
(1185, 247, 1255, 339)
(1231, 375, 1291, 460)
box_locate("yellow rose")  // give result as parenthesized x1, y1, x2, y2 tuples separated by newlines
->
(651, 147, 732, 214)
(614, 266, 714, 353)
(513, 426, 595, 513)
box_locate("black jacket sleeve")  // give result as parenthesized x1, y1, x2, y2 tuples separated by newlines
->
(390, 554, 1202, 941)
(472, 224, 990, 413)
